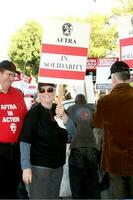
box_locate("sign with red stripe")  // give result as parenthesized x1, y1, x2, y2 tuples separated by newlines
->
(41, 44, 88, 56)
(118, 16, 133, 68)
(38, 20, 90, 85)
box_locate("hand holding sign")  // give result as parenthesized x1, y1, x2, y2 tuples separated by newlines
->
(55, 104, 65, 118)
(55, 103, 66, 129)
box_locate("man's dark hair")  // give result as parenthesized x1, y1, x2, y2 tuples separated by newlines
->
(75, 94, 86, 104)
(0, 60, 17, 73)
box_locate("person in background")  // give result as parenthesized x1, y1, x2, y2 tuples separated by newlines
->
(0, 60, 27, 199)
(19, 82, 76, 199)
(93, 91, 110, 195)
(92, 61, 133, 199)
(63, 90, 75, 110)
(31, 93, 38, 107)
(67, 94, 101, 199)
(93, 91, 106, 155)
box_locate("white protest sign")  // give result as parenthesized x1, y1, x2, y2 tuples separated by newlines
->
(74, 75, 95, 104)
(95, 58, 117, 90)
(38, 20, 90, 85)
(85, 75, 95, 104)
(118, 15, 133, 68)
(96, 67, 111, 90)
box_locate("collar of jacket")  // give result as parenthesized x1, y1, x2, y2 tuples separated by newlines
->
(111, 82, 131, 93)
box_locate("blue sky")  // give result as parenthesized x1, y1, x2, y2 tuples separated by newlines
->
(0, 0, 117, 59)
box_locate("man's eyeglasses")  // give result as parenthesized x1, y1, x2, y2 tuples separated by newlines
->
(39, 87, 54, 93)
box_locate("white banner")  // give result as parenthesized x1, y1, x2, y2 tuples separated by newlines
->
(118, 15, 133, 67)
(38, 20, 90, 85)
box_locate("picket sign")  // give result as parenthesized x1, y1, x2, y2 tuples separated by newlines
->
(118, 15, 133, 68)
(38, 20, 90, 87)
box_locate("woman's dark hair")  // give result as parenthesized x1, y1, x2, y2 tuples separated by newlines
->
(38, 83, 57, 90)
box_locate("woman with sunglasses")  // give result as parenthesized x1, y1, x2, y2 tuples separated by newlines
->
(19, 82, 76, 199)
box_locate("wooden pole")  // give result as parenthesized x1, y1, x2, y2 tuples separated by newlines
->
(56, 84, 64, 118)
(57, 84, 64, 105)
(84, 81, 87, 102)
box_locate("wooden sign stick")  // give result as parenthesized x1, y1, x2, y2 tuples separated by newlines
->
(56, 84, 64, 118)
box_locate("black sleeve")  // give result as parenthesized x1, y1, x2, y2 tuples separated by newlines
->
(19, 108, 37, 144)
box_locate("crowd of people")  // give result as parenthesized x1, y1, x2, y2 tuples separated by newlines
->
(0, 59, 133, 199)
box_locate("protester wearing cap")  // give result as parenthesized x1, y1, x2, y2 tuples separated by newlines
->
(108, 60, 130, 79)
(0, 60, 27, 198)
(92, 61, 133, 199)
(19, 82, 76, 199)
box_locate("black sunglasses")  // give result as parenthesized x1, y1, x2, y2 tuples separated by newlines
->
(39, 87, 54, 93)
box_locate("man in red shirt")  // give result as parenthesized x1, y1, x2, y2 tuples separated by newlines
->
(0, 60, 27, 198)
